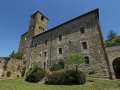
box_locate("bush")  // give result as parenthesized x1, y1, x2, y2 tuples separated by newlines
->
(45, 71, 64, 85)
(49, 62, 64, 71)
(9, 51, 23, 59)
(21, 67, 26, 77)
(64, 70, 86, 85)
(25, 66, 45, 83)
(45, 70, 86, 85)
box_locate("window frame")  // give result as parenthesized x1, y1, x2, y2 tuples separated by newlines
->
(58, 34, 62, 41)
(80, 27, 85, 34)
(45, 40, 48, 45)
(82, 41, 88, 50)
(41, 16, 44, 21)
(84, 56, 89, 64)
(58, 48, 62, 55)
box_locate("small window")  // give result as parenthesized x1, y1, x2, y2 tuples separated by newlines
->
(85, 56, 89, 64)
(82, 42, 88, 49)
(45, 40, 48, 45)
(41, 16, 44, 20)
(80, 27, 85, 34)
(59, 48, 62, 54)
(34, 43, 37, 47)
(44, 52, 47, 57)
(39, 26, 41, 29)
(59, 35, 62, 41)
(40, 53, 42, 57)
(39, 26, 44, 32)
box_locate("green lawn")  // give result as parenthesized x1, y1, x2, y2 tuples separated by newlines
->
(0, 78, 120, 90)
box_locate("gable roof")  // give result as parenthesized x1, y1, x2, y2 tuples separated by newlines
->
(31, 11, 49, 20)
(32, 8, 99, 39)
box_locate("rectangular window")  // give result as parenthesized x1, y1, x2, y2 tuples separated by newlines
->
(34, 43, 37, 47)
(82, 42, 88, 49)
(85, 56, 89, 64)
(41, 16, 44, 20)
(59, 48, 62, 54)
(39, 26, 44, 32)
(80, 27, 85, 34)
(44, 52, 47, 57)
(59, 34, 62, 41)
(45, 40, 48, 45)
(40, 53, 42, 57)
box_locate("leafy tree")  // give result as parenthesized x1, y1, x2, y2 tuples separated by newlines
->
(112, 37, 120, 46)
(9, 51, 15, 58)
(104, 30, 120, 47)
(9, 51, 23, 59)
(65, 53, 85, 72)
(107, 30, 117, 41)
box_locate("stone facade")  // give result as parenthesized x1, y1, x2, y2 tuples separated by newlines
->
(0, 58, 6, 78)
(19, 9, 111, 78)
(19, 11, 48, 58)
(106, 46, 120, 79)
(0, 58, 22, 79)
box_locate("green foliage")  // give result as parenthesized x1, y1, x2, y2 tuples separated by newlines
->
(50, 62, 64, 71)
(65, 53, 85, 72)
(65, 53, 85, 65)
(21, 67, 26, 77)
(9, 51, 15, 58)
(64, 70, 86, 85)
(104, 30, 120, 47)
(9, 51, 23, 59)
(112, 37, 120, 45)
(105, 37, 120, 47)
(25, 65, 45, 83)
(107, 30, 117, 41)
(45, 70, 86, 85)
(45, 71, 64, 85)
(104, 40, 112, 47)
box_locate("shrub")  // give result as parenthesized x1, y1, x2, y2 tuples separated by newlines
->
(25, 66, 45, 83)
(50, 62, 64, 71)
(45, 71, 64, 85)
(45, 69, 86, 85)
(9, 51, 23, 59)
(64, 70, 86, 85)
(21, 67, 26, 77)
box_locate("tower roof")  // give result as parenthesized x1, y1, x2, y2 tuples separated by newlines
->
(31, 11, 48, 20)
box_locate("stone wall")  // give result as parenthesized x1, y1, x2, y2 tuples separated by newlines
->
(106, 45, 120, 79)
(0, 58, 6, 78)
(30, 9, 110, 78)
(0, 58, 22, 79)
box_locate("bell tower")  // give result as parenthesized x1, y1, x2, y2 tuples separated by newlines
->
(28, 11, 48, 37)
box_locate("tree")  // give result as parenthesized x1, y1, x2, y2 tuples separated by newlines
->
(107, 30, 117, 41)
(9, 51, 23, 59)
(104, 30, 119, 47)
(9, 50, 15, 58)
(65, 53, 85, 72)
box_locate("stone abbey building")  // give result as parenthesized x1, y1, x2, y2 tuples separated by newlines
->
(19, 9, 118, 79)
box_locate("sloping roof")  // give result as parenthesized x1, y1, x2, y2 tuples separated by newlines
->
(31, 11, 49, 20)
(21, 32, 28, 37)
(33, 8, 99, 39)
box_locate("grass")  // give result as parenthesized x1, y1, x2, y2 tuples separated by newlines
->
(0, 78, 120, 90)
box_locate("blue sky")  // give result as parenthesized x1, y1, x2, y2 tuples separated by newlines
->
(0, 0, 120, 56)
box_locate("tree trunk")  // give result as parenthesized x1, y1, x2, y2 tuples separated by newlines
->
(75, 65, 78, 72)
